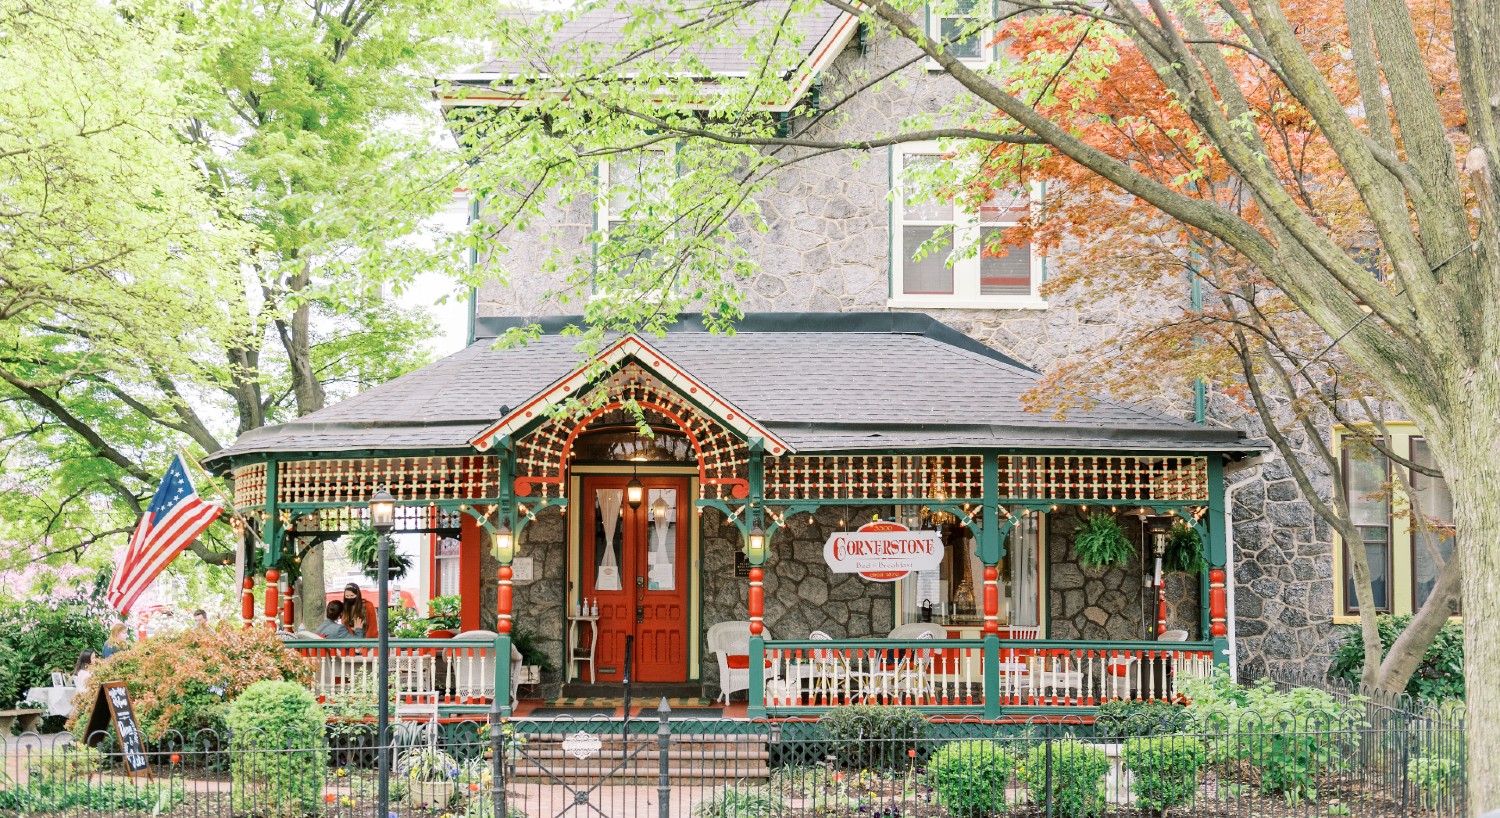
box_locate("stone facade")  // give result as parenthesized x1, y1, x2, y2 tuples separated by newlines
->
(469, 27, 1343, 686)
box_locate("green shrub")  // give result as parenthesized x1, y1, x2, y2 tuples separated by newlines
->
(1123, 736, 1205, 815)
(1410, 752, 1463, 808)
(691, 786, 784, 818)
(1181, 669, 1361, 803)
(0, 594, 111, 708)
(1094, 700, 1192, 739)
(0, 780, 184, 813)
(1023, 741, 1109, 817)
(29, 743, 107, 785)
(925, 740, 1014, 816)
(1327, 614, 1464, 701)
(227, 680, 327, 817)
(818, 705, 928, 769)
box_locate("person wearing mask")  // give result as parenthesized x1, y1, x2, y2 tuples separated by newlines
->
(341, 584, 369, 636)
(315, 601, 353, 638)
(73, 651, 95, 690)
(100, 623, 128, 658)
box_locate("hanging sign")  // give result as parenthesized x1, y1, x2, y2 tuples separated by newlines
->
(823, 520, 943, 582)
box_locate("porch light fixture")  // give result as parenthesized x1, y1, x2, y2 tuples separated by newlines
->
(747, 523, 766, 562)
(626, 470, 645, 510)
(651, 495, 669, 521)
(369, 487, 396, 533)
(494, 519, 515, 563)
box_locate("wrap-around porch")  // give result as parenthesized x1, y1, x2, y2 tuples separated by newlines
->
(208, 314, 1256, 721)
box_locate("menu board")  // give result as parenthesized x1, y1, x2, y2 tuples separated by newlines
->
(84, 681, 150, 779)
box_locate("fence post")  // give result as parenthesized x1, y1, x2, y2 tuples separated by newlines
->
(491, 703, 507, 818)
(657, 698, 672, 818)
(1044, 736, 1055, 818)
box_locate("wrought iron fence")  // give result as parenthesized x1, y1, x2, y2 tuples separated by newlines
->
(0, 696, 1466, 817)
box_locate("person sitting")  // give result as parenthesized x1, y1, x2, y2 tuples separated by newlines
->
(315, 601, 353, 639)
(100, 623, 128, 658)
(73, 651, 95, 690)
(341, 583, 369, 636)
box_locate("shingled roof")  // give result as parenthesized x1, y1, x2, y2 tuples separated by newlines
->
(204, 313, 1258, 469)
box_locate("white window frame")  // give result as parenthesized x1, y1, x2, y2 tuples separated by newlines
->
(889, 141, 1048, 310)
(596, 144, 678, 244)
(925, 1, 998, 70)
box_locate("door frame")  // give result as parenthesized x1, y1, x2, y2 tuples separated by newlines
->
(567, 466, 701, 682)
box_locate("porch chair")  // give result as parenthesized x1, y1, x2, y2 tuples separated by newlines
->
(1159, 629, 1189, 642)
(394, 690, 441, 748)
(807, 631, 852, 705)
(1006, 626, 1040, 640)
(884, 624, 945, 701)
(707, 621, 773, 705)
(1102, 654, 1140, 701)
(450, 629, 523, 707)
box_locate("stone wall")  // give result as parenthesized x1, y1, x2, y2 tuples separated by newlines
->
(484, 506, 570, 700)
(700, 506, 895, 698)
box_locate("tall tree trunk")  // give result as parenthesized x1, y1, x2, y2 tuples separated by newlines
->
(276, 260, 329, 628)
(1445, 434, 1500, 815)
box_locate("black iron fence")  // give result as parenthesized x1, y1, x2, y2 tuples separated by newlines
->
(0, 695, 1465, 817)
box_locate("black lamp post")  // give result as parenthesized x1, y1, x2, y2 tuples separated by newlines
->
(369, 487, 396, 818)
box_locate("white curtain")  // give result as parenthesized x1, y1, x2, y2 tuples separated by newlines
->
(595, 488, 623, 591)
(1010, 515, 1039, 627)
(649, 489, 676, 590)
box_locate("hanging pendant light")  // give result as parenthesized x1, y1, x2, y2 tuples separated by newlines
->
(626, 466, 644, 510)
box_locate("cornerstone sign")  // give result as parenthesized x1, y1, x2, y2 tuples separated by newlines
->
(823, 520, 944, 582)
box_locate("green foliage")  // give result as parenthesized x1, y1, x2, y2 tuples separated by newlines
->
(0, 595, 109, 708)
(389, 605, 432, 638)
(72, 623, 313, 743)
(1162, 522, 1206, 574)
(1327, 614, 1464, 700)
(1123, 736, 1206, 814)
(28, 744, 107, 785)
(428, 596, 463, 631)
(1094, 700, 1192, 739)
(511, 627, 556, 673)
(691, 786, 785, 818)
(925, 740, 1015, 816)
(346, 525, 414, 581)
(1023, 741, 1109, 817)
(1072, 514, 1134, 569)
(227, 681, 328, 817)
(1182, 669, 1362, 803)
(818, 705, 929, 769)
(1409, 752, 1463, 808)
(0, 779, 185, 813)
(398, 746, 461, 782)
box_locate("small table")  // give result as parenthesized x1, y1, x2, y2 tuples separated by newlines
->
(24, 685, 77, 718)
(567, 613, 599, 684)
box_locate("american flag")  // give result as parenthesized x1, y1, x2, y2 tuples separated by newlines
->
(107, 455, 223, 615)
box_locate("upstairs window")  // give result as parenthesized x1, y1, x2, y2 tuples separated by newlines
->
(596, 147, 676, 271)
(890, 143, 1046, 309)
(927, 1, 996, 67)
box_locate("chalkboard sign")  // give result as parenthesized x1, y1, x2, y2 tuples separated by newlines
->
(84, 681, 151, 780)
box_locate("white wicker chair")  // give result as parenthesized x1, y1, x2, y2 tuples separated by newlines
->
(708, 621, 772, 705)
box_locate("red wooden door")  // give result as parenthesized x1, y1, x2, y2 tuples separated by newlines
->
(581, 476, 690, 683)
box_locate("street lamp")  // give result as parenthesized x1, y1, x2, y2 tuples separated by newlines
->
(368, 487, 395, 818)
(494, 519, 515, 563)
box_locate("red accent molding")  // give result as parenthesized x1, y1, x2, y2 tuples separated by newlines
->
(264, 569, 280, 631)
(497, 565, 513, 635)
(983, 566, 999, 635)
(748, 566, 765, 635)
(241, 577, 255, 629)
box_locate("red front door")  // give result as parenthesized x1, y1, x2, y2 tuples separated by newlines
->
(581, 475, 690, 683)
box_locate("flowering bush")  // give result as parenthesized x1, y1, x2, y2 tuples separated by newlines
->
(70, 623, 313, 742)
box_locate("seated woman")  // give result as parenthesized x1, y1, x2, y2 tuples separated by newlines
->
(341, 583, 370, 636)
(73, 651, 95, 690)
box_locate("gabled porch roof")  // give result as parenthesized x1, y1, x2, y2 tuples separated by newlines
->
(204, 312, 1260, 469)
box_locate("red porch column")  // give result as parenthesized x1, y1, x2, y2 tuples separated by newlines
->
(1208, 569, 1228, 637)
(459, 513, 483, 631)
(497, 565, 513, 634)
(281, 574, 295, 630)
(240, 577, 255, 628)
(983, 566, 999, 634)
(264, 569, 280, 630)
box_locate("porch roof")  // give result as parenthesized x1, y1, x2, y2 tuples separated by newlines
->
(204, 312, 1261, 468)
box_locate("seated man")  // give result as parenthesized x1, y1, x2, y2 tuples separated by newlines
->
(315, 601, 354, 639)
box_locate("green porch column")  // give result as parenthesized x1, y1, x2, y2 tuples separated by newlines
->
(980, 454, 1003, 720)
(494, 440, 516, 717)
(1204, 455, 1230, 668)
(261, 459, 282, 567)
(746, 441, 768, 720)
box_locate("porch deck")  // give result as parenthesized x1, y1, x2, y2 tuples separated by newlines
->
(287, 635, 1215, 721)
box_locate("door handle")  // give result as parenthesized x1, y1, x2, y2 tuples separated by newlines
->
(637, 607, 645, 623)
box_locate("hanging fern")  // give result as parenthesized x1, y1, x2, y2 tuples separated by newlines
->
(345, 524, 414, 581)
(1073, 513, 1134, 569)
(1162, 522, 1207, 574)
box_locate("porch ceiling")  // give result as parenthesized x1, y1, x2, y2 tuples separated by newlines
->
(204, 312, 1262, 469)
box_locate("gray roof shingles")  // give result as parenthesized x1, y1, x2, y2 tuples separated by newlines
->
(206, 313, 1258, 467)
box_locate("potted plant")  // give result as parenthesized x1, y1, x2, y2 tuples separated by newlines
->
(397, 746, 460, 808)
(345, 524, 413, 580)
(1073, 513, 1135, 569)
(1161, 522, 1206, 574)
(427, 595, 462, 638)
(510, 627, 553, 685)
